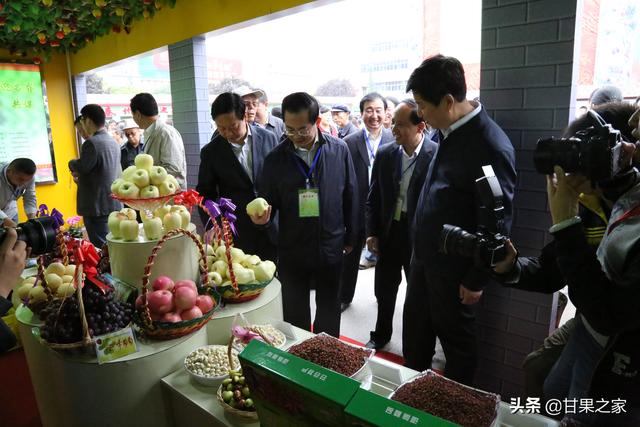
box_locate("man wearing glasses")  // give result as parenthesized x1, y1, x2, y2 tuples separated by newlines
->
(0, 158, 38, 227)
(248, 92, 358, 338)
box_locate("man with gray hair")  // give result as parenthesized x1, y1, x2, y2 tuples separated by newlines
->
(252, 88, 286, 140)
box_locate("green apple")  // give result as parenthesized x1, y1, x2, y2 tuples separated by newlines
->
(45, 261, 66, 277)
(167, 174, 179, 189)
(131, 168, 150, 188)
(17, 283, 33, 299)
(120, 219, 140, 241)
(205, 244, 215, 256)
(56, 283, 75, 298)
(206, 255, 216, 268)
(251, 261, 276, 282)
(108, 211, 125, 238)
(61, 275, 74, 283)
(134, 153, 154, 171)
(230, 247, 245, 263)
(158, 180, 177, 196)
(143, 216, 163, 240)
(140, 185, 160, 199)
(154, 205, 171, 219)
(120, 208, 137, 221)
(246, 197, 269, 217)
(162, 212, 182, 231)
(207, 271, 223, 286)
(149, 166, 168, 186)
(233, 264, 256, 284)
(122, 166, 138, 181)
(118, 181, 140, 199)
(177, 208, 190, 227)
(211, 259, 227, 277)
(111, 178, 125, 194)
(241, 254, 261, 267)
(64, 265, 76, 277)
(215, 245, 227, 260)
(23, 276, 37, 285)
(28, 286, 48, 304)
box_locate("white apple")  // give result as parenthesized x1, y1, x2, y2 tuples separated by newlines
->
(131, 169, 150, 188)
(215, 245, 227, 260)
(122, 166, 138, 181)
(149, 166, 168, 186)
(246, 197, 269, 217)
(211, 260, 227, 277)
(28, 286, 48, 304)
(62, 275, 74, 283)
(206, 255, 216, 268)
(241, 254, 261, 267)
(134, 153, 154, 171)
(230, 247, 245, 263)
(205, 245, 215, 256)
(118, 181, 140, 199)
(233, 264, 256, 284)
(108, 212, 125, 238)
(163, 212, 182, 231)
(64, 265, 76, 277)
(45, 274, 63, 292)
(177, 209, 190, 227)
(158, 181, 177, 196)
(207, 271, 223, 286)
(45, 262, 66, 277)
(140, 185, 160, 199)
(17, 283, 33, 299)
(154, 205, 171, 219)
(56, 283, 75, 298)
(143, 217, 163, 240)
(120, 219, 140, 241)
(23, 276, 37, 284)
(120, 208, 137, 221)
(111, 178, 125, 194)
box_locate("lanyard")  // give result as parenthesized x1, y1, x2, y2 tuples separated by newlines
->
(294, 145, 323, 189)
(401, 156, 418, 178)
(607, 204, 640, 234)
(363, 129, 377, 162)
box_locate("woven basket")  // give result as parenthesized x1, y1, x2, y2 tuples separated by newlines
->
(135, 228, 219, 340)
(28, 229, 70, 313)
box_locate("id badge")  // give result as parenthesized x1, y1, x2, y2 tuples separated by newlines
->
(394, 197, 403, 221)
(299, 188, 320, 217)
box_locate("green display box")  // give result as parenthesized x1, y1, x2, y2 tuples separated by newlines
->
(238, 339, 361, 427)
(344, 388, 460, 427)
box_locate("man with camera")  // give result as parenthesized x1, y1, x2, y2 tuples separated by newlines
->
(0, 158, 38, 227)
(402, 55, 517, 385)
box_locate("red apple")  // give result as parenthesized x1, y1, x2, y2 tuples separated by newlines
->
(181, 306, 203, 321)
(174, 279, 197, 292)
(55, 31, 65, 39)
(196, 295, 214, 313)
(152, 275, 174, 292)
(146, 290, 174, 314)
(174, 286, 197, 311)
(160, 312, 182, 323)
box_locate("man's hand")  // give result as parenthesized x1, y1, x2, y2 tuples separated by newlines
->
(0, 228, 27, 298)
(459, 284, 483, 305)
(547, 166, 580, 225)
(248, 205, 272, 226)
(492, 239, 517, 274)
(366, 236, 379, 255)
(343, 246, 353, 255)
(2, 218, 17, 228)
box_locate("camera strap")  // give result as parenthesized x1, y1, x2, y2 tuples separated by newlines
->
(608, 204, 640, 234)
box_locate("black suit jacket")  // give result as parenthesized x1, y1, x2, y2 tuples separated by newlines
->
(366, 137, 438, 249)
(196, 124, 278, 258)
(344, 127, 394, 237)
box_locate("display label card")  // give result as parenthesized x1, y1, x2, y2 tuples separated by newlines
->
(298, 188, 320, 217)
(95, 326, 138, 364)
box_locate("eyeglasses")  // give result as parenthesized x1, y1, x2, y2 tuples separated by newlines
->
(284, 128, 314, 137)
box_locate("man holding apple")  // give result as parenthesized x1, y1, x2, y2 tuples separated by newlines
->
(248, 92, 358, 338)
(68, 104, 123, 247)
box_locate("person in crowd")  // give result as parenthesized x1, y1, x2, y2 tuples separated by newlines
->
(364, 99, 437, 350)
(331, 104, 359, 139)
(340, 93, 394, 311)
(589, 84, 623, 108)
(68, 104, 122, 247)
(253, 89, 286, 140)
(130, 93, 187, 189)
(403, 55, 516, 385)
(383, 96, 399, 129)
(0, 158, 37, 227)
(233, 86, 263, 125)
(0, 228, 27, 353)
(318, 105, 338, 137)
(248, 92, 357, 338)
(107, 119, 124, 146)
(120, 119, 144, 171)
(197, 93, 278, 261)
(271, 106, 283, 120)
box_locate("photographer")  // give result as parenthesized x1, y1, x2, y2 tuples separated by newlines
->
(0, 228, 27, 353)
(0, 158, 38, 227)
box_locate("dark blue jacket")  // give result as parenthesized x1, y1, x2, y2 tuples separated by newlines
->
(196, 124, 278, 258)
(366, 137, 438, 249)
(258, 131, 358, 265)
(338, 121, 359, 140)
(413, 107, 516, 291)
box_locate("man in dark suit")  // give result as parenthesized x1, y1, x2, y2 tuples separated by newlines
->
(69, 104, 123, 248)
(340, 93, 394, 311)
(403, 55, 516, 385)
(197, 92, 279, 261)
(249, 92, 358, 337)
(331, 105, 359, 139)
(365, 99, 437, 350)
(254, 89, 286, 141)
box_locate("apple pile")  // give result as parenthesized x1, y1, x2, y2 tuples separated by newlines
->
(108, 205, 191, 241)
(111, 154, 179, 199)
(16, 262, 77, 305)
(135, 276, 215, 323)
(204, 241, 276, 286)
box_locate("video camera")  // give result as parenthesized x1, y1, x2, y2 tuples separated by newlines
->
(438, 165, 508, 268)
(533, 110, 623, 182)
(0, 216, 57, 256)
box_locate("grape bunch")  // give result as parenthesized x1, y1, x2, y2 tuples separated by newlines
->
(40, 283, 133, 344)
(220, 369, 255, 411)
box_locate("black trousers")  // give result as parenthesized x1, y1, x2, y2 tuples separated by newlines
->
(83, 215, 109, 249)
(402, 260, 478, 386)
(371, 217, 411, 344)
(278, 257, 343, 337)
(339, 235, 365, 304)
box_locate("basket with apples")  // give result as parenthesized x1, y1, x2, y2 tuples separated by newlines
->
(108, 205, 191, 242)
(111, 153, 181, 213)
(134, 228, 220, 340)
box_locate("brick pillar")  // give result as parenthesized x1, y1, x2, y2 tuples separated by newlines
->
(168, 36, 211, 189)
(477, 0, 578, 398)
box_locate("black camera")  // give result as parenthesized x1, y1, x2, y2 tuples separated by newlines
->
(533, 110, 622, 182)
(439, 165, 508, 268)
(0, 216, 57, 256)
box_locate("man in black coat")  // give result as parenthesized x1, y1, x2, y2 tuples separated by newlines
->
(403, 55, 517, 385)
(365, 99, 437, 350)
(331, 104, 359, 139)
(340, 93, 394, 311)
(197, 92, 278, 261)
(249, 92, 358, 337)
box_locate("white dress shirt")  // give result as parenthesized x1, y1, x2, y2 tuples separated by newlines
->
(398, 136, 424, 213)
(229, 125, 253, 181)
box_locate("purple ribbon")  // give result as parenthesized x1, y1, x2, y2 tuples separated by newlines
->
(50, 209, 65, 229)
(36, 204, 49, 217)
(218, 197, 237, 236)
(203, 199, 221, 218)
(231, 326, 263, 344)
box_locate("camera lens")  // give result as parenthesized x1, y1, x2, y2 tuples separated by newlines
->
(439, 224, 477, 258)
(0, 217, 57, 256)
(533, 138, 581, 175)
